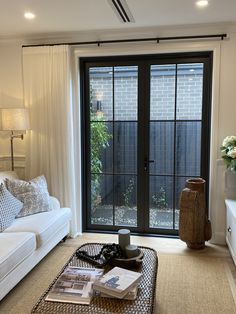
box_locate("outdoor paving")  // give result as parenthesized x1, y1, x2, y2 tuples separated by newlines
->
(91, 206, 180, 229)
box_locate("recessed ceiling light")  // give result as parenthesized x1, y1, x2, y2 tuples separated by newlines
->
(196, 0, 209, 8)
(24, 12, 36, 20)
(190, 69, 195, 72)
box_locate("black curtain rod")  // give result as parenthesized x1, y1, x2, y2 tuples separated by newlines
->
(22, 33, 227, 48)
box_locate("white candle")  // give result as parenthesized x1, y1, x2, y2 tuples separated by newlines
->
(118, 229, 130, 251)
(125, 244, 139, 258)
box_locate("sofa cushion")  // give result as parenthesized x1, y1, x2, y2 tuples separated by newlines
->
(0, 184, 23, 232)
(0, 232, 36, 282)
(0, 171, 18, 185)
(49, 196, 60, 211)
(6, 175, 51, 218)
(4, 208, 71, 248)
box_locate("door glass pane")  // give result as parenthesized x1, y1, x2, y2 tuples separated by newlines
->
(149, 64, 175, 230)
(114, 66, 138, 121)
(114, 122, 137, 174)
(177, 63, 203, 120)
(175, 122, 201, 176)
(89, 67, 114, 226)
(89, 65, 138, 229)
(149, 62, 205, 231)
(89, 67, 113, 121)
(149, 122, 174, 175)
(150, 64, 176, 120)
(91, 174, 113, 225)
(149, 176, 174, 229)
(114, 175, 137, 227)
(91, 122, 113, 173)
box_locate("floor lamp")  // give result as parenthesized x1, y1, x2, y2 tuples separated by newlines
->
(0, 108, 30, 171)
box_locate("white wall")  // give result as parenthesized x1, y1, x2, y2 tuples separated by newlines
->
(0, 24, 236, 242)
(210, 32, 236, 243)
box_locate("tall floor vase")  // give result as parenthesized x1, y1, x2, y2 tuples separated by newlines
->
(179, 178, 212, 249)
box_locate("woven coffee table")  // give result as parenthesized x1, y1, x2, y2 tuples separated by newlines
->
(32, 243, 158, 314)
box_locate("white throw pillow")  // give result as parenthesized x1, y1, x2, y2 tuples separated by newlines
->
(5, 175, 51, 218)
(0, 183, 23, 231)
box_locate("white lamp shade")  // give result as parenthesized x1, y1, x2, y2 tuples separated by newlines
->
(1, 108, 30, 131)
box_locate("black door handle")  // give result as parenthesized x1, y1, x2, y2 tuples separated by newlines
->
(144, 159, 155, 171)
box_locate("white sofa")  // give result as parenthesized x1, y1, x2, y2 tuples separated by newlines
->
(0, 171, 72, 300)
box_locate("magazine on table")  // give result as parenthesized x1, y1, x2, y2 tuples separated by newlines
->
(45, 266, 104, 305)
(93, 266, 142, 299)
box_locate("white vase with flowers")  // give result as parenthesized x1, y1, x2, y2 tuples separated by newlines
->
(221, 135, 236, 199)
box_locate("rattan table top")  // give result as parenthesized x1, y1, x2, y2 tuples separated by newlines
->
(32, 243, 158, 314)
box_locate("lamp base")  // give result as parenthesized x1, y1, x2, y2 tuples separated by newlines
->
(10, 131, 24, 171)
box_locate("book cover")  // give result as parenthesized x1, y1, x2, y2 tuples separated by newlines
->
(93, 266, 142, 299)
(97, 285, 138, 300)
(45, 266, 104, 305)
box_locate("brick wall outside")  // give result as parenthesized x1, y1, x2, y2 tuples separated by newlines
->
(90, 68, 203, 120)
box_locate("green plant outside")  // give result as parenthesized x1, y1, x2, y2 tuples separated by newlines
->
(123, 177, 135, 208)
(90, 112, 111, 207)
(152, 186, 168, 210)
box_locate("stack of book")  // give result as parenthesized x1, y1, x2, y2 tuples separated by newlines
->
(93, 266, 142, 300)
(45, 266, 104, 305)
(45, 266, 142, 305)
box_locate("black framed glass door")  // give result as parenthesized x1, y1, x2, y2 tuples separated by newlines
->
(81, 52, 212, 235)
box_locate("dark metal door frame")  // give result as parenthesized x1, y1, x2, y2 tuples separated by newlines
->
(80, 51, 213, 236)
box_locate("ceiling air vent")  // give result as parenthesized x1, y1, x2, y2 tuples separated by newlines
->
(107, 0, 135, 23)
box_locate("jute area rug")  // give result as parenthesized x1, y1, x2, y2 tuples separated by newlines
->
(0, 241, 235, 314)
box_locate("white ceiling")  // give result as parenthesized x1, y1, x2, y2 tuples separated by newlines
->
(0, 0, 236, 37)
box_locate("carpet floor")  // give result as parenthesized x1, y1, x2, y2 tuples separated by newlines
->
(0, 235, 235, 314)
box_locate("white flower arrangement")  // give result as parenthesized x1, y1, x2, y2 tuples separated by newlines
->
(220, 135, 236, 171)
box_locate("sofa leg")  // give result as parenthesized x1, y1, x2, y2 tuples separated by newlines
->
(61, 235, 68, 243)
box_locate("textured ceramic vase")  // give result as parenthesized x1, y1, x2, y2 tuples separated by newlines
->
(179, 178, 211, 249)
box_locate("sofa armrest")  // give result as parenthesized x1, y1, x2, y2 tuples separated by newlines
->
(49, 196, 61, 211)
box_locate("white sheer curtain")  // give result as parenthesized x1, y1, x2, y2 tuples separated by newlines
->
(22, 45, 80, 237)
